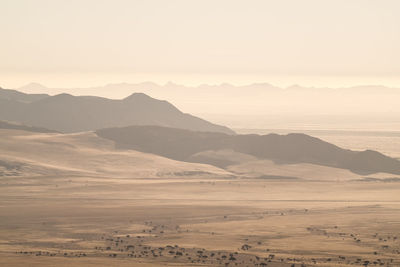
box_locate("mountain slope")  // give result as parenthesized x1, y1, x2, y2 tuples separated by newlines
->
(96, 125, 400, 175)
(0, 89, 234, 134)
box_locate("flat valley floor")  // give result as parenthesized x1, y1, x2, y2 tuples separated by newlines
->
(1, 176, 400, 266)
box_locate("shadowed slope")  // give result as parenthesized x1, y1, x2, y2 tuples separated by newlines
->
(0, 120, 58, 133)
(96, 125, 400, 175)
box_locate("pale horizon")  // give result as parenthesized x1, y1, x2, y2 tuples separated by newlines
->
(2, 0, 400, 90)
(4, 75, 400, 91)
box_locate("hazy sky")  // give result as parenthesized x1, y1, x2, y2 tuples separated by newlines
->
(1, 0, 400, 88)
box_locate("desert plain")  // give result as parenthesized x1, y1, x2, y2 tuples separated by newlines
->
(1, 129, 400, 267)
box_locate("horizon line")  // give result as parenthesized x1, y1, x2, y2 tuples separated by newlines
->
(9, 80, 400, 91)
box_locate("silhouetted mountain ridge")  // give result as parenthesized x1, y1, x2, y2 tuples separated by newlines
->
(96, 125, 400, 175)
(0, 87, 49, 103)
(0, 88, 234, 134)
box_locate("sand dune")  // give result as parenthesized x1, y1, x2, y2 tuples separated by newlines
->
(227, 159, 400, 182)
(0, 129, 232, 179)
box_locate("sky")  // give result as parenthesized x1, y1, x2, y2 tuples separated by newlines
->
(1, 0, 400, 89)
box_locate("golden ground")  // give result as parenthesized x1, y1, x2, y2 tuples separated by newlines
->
(1, 176, 400, 266)
(1, 129, 400, 266)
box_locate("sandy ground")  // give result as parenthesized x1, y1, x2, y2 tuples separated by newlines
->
(1, 129, 400, 266)
(1, 176, 400, 267)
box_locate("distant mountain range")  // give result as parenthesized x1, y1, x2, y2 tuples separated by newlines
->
(2, 85, 400, 176)
(0, 87, 234, 134)
(16, 82, 400, 114)
(96, 125, 400, 175)
(14, 81, 400, 129)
